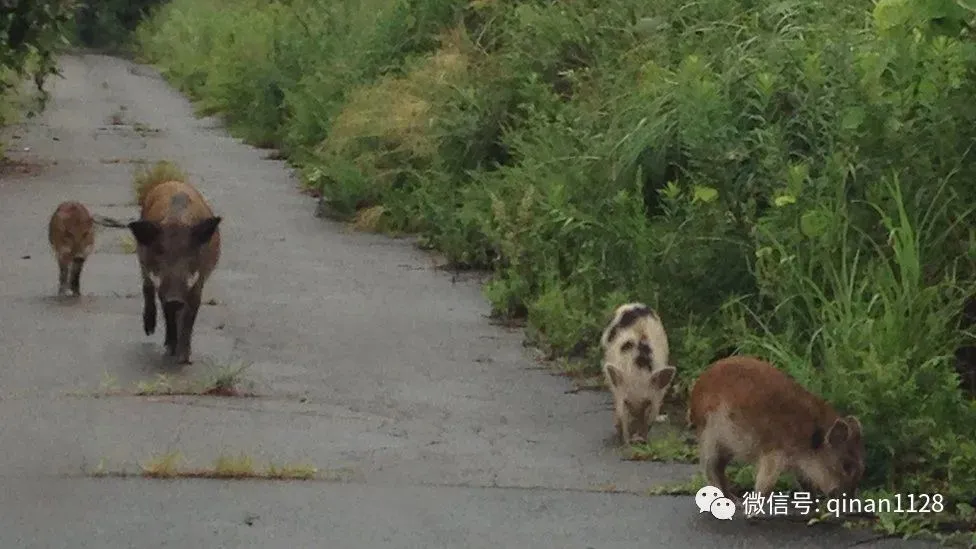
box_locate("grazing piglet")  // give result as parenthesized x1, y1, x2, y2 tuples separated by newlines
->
(688, 355, 865, 506)
(127, 180, 221, 365)
(48, 201, 95, 297)
(600, 302, 677, 444)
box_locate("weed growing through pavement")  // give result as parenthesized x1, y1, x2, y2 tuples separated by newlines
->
(131, 451, 320, 480)
(625, 431, 697, 463)
(118, 233, 137, 254)
(72, 360, 256, 398)
(131, 360, 254, 397)
(140, 450, 182, 478)
(199, 359, 254, 396)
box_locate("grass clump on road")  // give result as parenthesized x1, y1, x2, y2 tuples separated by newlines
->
(132, 159, 187, 205)
(117, 233, 137, 254)
(134, 360, 254, 397)
(135, 0, 976, 538)
(83, 360, 255, 397)
(625, 431, 697, 464)
(137, 451, 319, 480)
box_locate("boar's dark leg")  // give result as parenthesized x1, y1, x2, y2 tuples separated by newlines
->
(141, 275, 157, 336)
(57, 260, 70, 297)
(174, 287, 202, 365)
(69, 258, 85, 296)
(163, 301, 178, 356)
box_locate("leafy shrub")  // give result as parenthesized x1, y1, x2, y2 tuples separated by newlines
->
(71, 0, 169, 49)
(0, 0, 74, 128)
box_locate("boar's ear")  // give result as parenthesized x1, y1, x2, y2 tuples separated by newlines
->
(825, 417, 852, 447)
(845, 415, 863, 437)
(604, 363, 624, 388)
(649, 366, 676, 390)
(127, 220, 161, 247)
(190, 216, 221, 247)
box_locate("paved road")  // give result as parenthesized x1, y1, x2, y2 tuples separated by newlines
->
(0, 54, 937, 548)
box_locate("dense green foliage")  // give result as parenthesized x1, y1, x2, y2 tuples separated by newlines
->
(0, 0, 75, 124)
(70, 0, 168, 50)
(137, 0, 976, 536)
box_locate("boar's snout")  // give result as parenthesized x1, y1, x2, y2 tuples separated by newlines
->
(629, 433, 647, 444)
(163, 299, 184, 317)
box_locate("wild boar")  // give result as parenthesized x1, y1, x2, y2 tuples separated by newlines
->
(688, 355, 865, 507)
(600, 302, 677, 444)
(127, 180, 221, 365)
(48, 201, 95, 297)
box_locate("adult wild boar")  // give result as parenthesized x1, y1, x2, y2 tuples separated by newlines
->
(688, 355, 865, 511)
(600, 302, 677, 445)
(127, 180, 221, 364)
(48, 201, 95, 297)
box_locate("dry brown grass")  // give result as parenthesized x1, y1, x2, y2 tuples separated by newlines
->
(136, 451, 319, 480)
(132, 159, 188, 206)
(319, 28, 471, 200)
(350, 205, 389, 232)
(78, 361, 255, 398)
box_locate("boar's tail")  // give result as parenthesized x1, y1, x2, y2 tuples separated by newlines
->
(92, 214, 135, 229)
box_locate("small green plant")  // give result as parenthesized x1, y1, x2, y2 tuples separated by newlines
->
(134, 373, 174, 395)
(118, 233, 137, 254)
(122, 361, 255, 397)
(200, 359, 253, 397)
(626, 431, 697, 463)
(98, 371, 121, 393)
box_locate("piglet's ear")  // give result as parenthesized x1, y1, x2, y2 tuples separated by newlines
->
(604, 363, 624, 388)
(190, 216, 221, 247)
(650, 366, 676, 390)
(127, 220, 161, 247)
(826, 417, 852, 447)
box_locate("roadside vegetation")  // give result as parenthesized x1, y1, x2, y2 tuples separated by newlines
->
(69, 0, 168, 53)
(0, 0, 75, 147)
(56, 0, 976, 540)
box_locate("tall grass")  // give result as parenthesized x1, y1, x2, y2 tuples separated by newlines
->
(729, 174, 976, 496)
(136, 0, 976, 536)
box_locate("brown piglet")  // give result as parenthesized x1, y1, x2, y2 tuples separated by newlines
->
(600, 302, 677, 445)
(127, 180, 221, 365)
(688, 355, 865, 508)
(48, 201, 95, 297)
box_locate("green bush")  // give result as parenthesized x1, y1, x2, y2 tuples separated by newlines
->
(71, 0, 169, 50)
(137, 0, 976, 536)
(0, 0, 75, 134)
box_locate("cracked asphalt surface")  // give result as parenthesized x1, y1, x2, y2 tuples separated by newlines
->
(0, 54, 939, 548)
